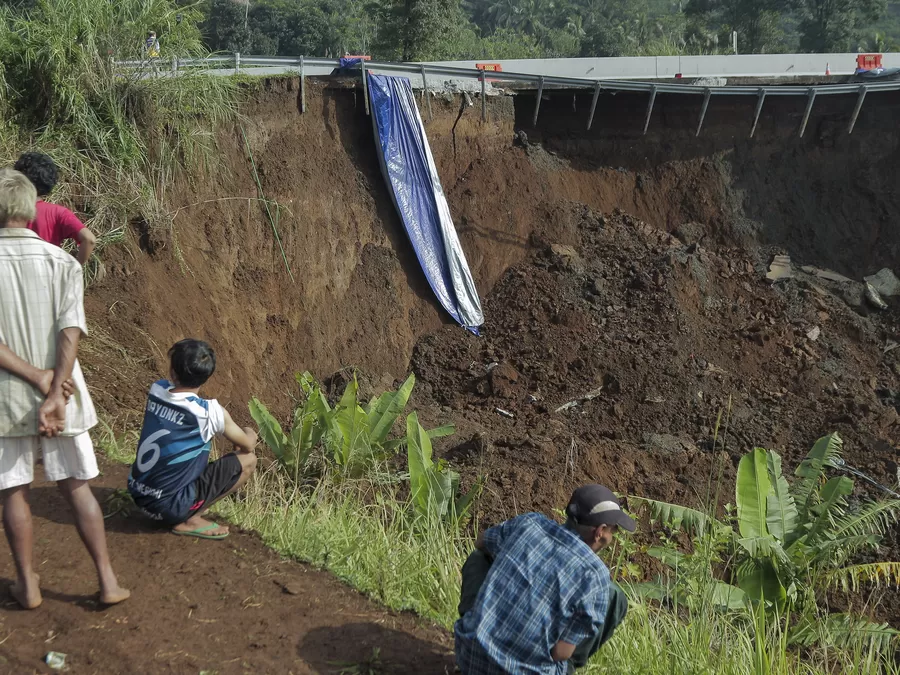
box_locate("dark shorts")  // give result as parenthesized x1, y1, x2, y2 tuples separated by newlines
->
(185, 453, 243, 518)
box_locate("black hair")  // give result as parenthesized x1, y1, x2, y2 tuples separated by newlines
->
(13, 152, 59, 197)
(169, 339, 216, 388)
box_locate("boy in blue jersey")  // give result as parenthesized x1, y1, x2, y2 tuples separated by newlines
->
(128, 339, 257, 539)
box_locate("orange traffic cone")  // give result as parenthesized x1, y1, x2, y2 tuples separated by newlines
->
(825, 62, 831, 76)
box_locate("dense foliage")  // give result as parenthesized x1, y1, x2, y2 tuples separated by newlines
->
(249, 371, 481, 520)
(3, 0, 899, 64)
(191, 0, 900, 61)
(634, 433, 900, 662)
(0, 0, 239, 274)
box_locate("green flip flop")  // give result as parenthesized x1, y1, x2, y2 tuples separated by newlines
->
(171, 523, 229, 540)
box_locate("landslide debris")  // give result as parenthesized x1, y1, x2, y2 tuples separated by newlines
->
(408, 204, 900, 523)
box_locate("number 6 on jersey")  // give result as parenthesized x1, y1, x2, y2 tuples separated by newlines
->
(136, 429, 169, 473)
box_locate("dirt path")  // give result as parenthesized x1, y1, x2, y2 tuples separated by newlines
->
(0, 461, 454, 674)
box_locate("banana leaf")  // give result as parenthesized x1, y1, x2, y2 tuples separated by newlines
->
(766, 450, 798, 543)
(407, 412, 435, 515)
(737, 558, 786, 607)
(631, 496, 727, 536)
(790, 613, 900, 650)
(383, 423, 456, 452)
(330, 376, 371, 473)
(737, 448, 771, 540)
(707, 581, 748, 610)
(805, 476, 853, 544)
(453, 474, 484, 521)
(248, 397, 287, 462)
(367, 373, 415, 445)
(793, 432, 843, 522)
(823, 561, 900, 593)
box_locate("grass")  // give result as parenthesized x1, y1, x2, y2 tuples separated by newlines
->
(587, 594, 900, 675)
(0, 0, 241, 282)
(216, 461, 471, 627)
(94, 419, 138, 465)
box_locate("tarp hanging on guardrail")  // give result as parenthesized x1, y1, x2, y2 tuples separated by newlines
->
(367, 73, 484, 333)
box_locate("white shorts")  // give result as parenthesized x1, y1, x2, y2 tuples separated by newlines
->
(0, 433, 99, 490)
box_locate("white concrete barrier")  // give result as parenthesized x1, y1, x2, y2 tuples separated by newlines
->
(426, 53, 900, 80)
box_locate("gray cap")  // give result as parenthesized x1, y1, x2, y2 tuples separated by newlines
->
(565, 484, 636, 532)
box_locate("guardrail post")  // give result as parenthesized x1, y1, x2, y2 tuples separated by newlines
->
(643, 85, 657, 135)
(799, 87, 816, 138)
(750, 88, 765, 138)
(235, 52, 241, 73)
(421, 64, 432, 121)
(587, 81, 601, 131)
(696, 88, 711, 137)
(361, 59, 370, 116)
(847, 85, 867, 134)
(481, 71, 486, 122)
(171, 56, 178, 73)
(300, 56, 306, 114)
(532, 76, 545, 126)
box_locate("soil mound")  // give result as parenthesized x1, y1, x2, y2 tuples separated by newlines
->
(410, 204, 900, 525)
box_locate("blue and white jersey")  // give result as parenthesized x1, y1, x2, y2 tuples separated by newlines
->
(128, 380, 225, 522)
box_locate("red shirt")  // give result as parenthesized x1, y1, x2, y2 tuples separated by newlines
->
(28, 200, 85, 247)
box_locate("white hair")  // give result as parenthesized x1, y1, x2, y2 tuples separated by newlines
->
(0, 168, 37, 226)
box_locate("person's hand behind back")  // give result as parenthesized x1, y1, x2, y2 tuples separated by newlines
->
(39, 391, 67, 437)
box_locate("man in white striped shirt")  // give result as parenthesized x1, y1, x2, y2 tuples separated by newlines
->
(0, 168, 129, 609)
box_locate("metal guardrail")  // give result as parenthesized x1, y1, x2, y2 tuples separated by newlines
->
(116, 54, 896, 136)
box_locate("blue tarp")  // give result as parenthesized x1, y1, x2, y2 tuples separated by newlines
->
(856, 67, 900, 79)
(367, 73, 484, 332)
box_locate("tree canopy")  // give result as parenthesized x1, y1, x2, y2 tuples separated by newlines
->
(7, 0, 897, 60)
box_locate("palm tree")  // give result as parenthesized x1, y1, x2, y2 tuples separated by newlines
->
(515, 0, 551, 37)
(565, 13, 585, 38)
(483, 0, 518, 30)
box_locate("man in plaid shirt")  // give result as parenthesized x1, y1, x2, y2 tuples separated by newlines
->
(455, 484, 634, 674)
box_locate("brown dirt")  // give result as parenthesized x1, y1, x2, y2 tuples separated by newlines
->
(410, 206, 900, 523)
(32, 75, 898, 660)
(0, 461, 453, 675)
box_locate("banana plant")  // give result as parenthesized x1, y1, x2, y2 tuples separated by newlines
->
(250, 371, 459, 481)
(248, 372, 332, 479)
(406, 411, 482, 522)
(634, 433, 900, 650)
(325, 372, 420, 477)
(327, 374, 373, 477)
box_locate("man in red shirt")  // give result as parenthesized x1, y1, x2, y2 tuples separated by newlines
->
(13, 153, 96, 266)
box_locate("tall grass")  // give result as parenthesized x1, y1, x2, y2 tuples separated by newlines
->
(588, 589, 900, 675)
(217, 461, 472, 626)
(0, 0, 240, 260)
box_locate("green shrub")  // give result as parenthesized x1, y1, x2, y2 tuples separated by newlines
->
(634, 432, 900, 654)
(406, 411, 481, 521)
(0, 0, 239, 253)
(249, 371, 478, 515)
(250, 371, 419, 478)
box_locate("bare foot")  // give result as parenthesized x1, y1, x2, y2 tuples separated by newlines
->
(173, 515, 229, 537)
(10, 573, 42, 610)
(99, 585, 131, 606)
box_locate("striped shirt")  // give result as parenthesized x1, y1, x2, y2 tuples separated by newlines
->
(455, 513, 611, 674)
(0, 228, 96, 437)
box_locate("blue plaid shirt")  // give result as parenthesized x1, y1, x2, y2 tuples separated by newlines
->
(455, 513, 611, 674)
